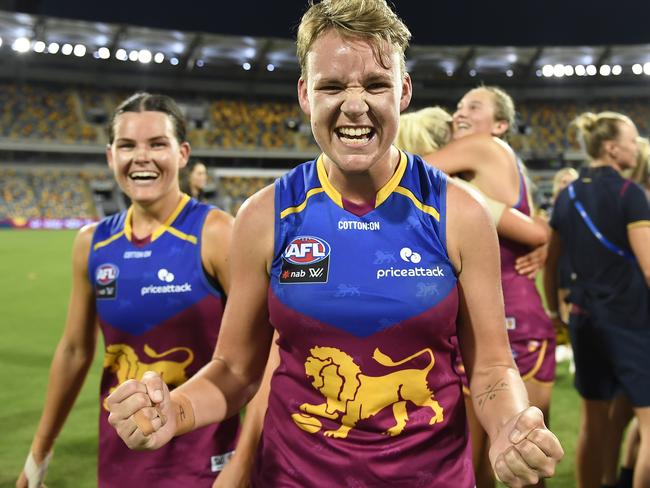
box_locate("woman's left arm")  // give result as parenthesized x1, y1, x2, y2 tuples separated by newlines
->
(446, 181, 564, 487)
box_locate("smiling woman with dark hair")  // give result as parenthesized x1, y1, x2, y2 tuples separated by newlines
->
(17, 92, 239, 488)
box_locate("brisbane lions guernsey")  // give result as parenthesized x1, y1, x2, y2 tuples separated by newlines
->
(89, 194, 238, 488)
(499, 160, 555, 345)
(253, 151, 473, 487)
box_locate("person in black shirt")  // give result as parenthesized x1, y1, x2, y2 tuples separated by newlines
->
(544, 111, 650, 488)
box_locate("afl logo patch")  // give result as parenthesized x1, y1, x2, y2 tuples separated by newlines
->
(96, 263, 118, 299)
(281, 236, 330, 284)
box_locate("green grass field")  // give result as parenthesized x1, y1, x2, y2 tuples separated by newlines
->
(0, 230, 580, 487)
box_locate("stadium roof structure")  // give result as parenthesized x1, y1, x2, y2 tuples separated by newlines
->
(2, 10, 650, 102)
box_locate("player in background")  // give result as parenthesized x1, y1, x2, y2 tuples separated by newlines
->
(17, 93, 239, 488)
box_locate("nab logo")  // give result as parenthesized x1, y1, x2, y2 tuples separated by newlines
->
(283, 236, 330, 265)
(281, 236, 331, 284)
(96, 264, 119, 285)
(96, 263, 118, 299)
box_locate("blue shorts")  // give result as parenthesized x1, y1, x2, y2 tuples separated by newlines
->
(569, 309, 650, 407)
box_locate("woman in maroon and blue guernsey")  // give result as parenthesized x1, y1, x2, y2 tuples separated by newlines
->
(105, 1, 563, 486)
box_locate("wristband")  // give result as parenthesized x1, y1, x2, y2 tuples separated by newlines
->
(548, 310, 559, 319)
(24, 450, 53, 488)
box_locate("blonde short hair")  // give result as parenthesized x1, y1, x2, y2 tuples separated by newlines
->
(296, 0, 411, 78)
(395, 107, 452, 154)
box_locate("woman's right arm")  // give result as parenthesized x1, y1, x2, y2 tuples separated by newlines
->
(496, 208, 550, 248)
(424, 135, 549, 248)
(17, 225, 99, 488)
(107, 185, 276, 450)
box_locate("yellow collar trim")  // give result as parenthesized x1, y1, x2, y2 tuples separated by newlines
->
(316, 155, 343, 208)
(316, 149, 407, 209)
(376, 150, 407, 207)
(125, 193, 191, 243)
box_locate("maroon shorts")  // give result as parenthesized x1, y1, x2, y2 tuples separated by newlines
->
(454, 337, 556, 394)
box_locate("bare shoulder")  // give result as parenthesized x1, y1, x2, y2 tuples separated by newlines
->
(203, 207, 235, 241)
(232, 183, 276, 271)
(447, 179, 493, 224)
(235, 183, 275, 231)
(74, 222, 98, 258)
(69, 222, 98, 286)
(446, 180, 496, 271)
(463, 134, 513, 166)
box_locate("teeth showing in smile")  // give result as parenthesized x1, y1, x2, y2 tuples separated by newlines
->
(129, 171, 158, 180)
(456, 122, 470, 130)
(337, 126, 373, 145)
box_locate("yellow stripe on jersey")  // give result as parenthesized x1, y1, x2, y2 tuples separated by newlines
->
(124, 206, 134, 241)
(316, 155, 344, 209)
(160, 225, 198, 244)
(316, 149, 407, 210)
(280, 187, 326, 219)
(122, 194, 197, 245)
(628, 220, 650, 229)
(375, 149, 407, 207)
(152, 194, 191, 242)
(93, 230, 125, 251)
(394, 186, 440, 221)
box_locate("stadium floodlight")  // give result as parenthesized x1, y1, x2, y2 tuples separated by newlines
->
(575, 65, 586, 76)
(586, 65, 597, 76)
(632, 63, 643, 75)
(506, 69, 513, 77)
(535, 69, 542, 77)
(0, 37, 3, 48)
(48, 42, 60, 54)
(196, 59, 205, 67)
(98, 47, 110, 59)
(138, 49, 152, 63)
(73, 44, 86, 57)
(542, 64, 554, 77)
(115, 48, 127, 61)
(33, 40, 46, 53)
(553, 64, 564, 77)
(611, 65, 622, 76)
(242, 62, 251, 70)
(599, 65, 611, 76)
(128, 50, 139, 62)
(469, 69, 477, 77)
(644, 62, 650, 75)
(12, 37, 31, 53)
(266, 63, 275, 72)
(61, 43, 73, 56)
(446, 69, 453, 77)
(170, 57, 179, 66)
(564, 65, 574, 76)
(154, 52, 164, 63)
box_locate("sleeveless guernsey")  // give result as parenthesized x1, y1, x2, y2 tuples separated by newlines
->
(253, 152, 473, 487)
(89, 194, 238, 487)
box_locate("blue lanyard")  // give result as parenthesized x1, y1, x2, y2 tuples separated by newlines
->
(568, 183, 635, 262)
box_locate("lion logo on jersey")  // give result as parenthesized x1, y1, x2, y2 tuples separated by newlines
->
(292, 346, 444, 438)
(102, 344, 194, 410)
